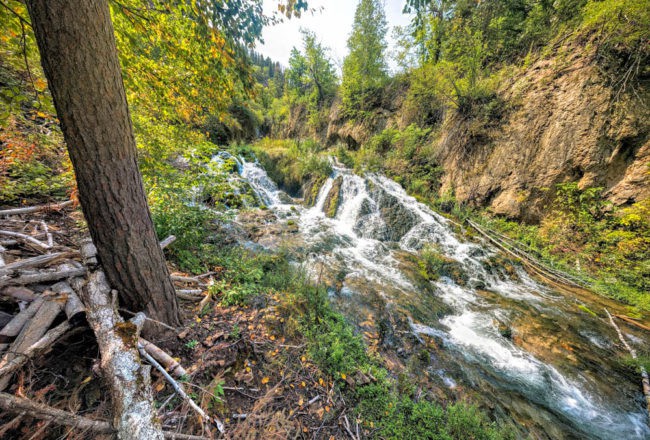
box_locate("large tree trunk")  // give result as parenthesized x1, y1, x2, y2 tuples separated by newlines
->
(25, 0, 180, 327)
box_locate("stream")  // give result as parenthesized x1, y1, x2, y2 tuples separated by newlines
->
(235, 156, 650, 439)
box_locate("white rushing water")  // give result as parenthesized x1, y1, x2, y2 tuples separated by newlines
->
(238, 157, 650, 439)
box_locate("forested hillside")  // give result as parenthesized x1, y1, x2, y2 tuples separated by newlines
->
(0, 0, 649, 439)
(253, 0, 650, 311)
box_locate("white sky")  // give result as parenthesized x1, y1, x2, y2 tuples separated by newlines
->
(257, 0, 412, 74)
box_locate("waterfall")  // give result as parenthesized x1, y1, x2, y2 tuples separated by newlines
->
(238, 156, 650, 440)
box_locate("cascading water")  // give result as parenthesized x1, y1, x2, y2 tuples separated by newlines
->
(238, 157, 650, 439)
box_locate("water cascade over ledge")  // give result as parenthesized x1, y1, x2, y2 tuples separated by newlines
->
(237, 156, 650, 439)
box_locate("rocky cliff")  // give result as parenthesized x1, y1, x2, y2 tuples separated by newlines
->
(326, 46, 649, 222)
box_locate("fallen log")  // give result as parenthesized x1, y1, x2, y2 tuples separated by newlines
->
(75, 269, 164, 440)
(0, 200, 73, 217)
(0, 267, 87, 288)
(614, 314, 650, 333)
(0, 244, 5, 267)
(1, 286, 37, 302)
(0, 297, 44, 349)
(0, 293, 64, 390)
(0, 312, 12, 328)
(0, 392, 211, 439)
(139, 338, 187, 378)
(0, 320, 71, 378)
(51, 281, 85, 324)
(605, 309, 650, 418)
(0, 252, 70, 276)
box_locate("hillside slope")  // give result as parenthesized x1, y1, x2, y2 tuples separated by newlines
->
(326, 43, 649, 222)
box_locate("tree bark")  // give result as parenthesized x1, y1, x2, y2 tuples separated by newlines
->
(25, 0, 180, 327)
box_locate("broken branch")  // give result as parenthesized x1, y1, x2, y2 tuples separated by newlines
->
(138, 342, 224, 434)
(0, 392, 211, 440)
(0, 200, 73, 217)
(605, 309, 650, 417)
(0, 230, 51, 250)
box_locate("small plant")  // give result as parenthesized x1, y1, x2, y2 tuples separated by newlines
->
(185, 339, 199, 350)
(229, 323, 241, 340)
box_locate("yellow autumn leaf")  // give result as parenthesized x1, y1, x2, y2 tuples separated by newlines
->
(261, 377, 270, 384)
(341, 373, 347, 380)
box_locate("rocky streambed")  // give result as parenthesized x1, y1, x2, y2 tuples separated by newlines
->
(231, 155, 650, 439)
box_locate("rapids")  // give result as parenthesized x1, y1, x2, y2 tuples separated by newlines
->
(238, 156, 650, 439)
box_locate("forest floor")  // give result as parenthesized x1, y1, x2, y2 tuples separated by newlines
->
(0, 203, 353, 440)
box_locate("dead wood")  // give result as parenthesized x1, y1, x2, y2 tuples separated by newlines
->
(51, 281, 85, 323)
(0, 200, 74, 217)
(0, 267, 87, 288)
(0, 245, 5, 267)
(0, 230, 51, 250)
(614, 314, 650, 332)
(0, 294, 64, 390)
(1, 286, 37, 302)
(160, 235, 177, 250)
(0, 252, 71, 276)
(75, 269, 164, 440)
(605, 309, 650, 418)
(0, 312, 12, 328)
(0, 392, 212, 439)
(139, 338, 187, 378)
(170, 275, 206, 286)
(138, 342, 224, 434)
(0, 320, 71, 379)
(0, 297, 44, 349)
(0, 391, 114, 434)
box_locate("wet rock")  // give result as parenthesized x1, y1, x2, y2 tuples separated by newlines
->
(371, 188, 419, 241)
(323, 176, 343, 218)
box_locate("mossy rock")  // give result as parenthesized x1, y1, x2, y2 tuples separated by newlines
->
(323, 176, 343, 218)
(303, 175, 327, 207)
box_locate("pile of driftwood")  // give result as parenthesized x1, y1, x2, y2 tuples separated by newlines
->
(0, 201, 215, 439)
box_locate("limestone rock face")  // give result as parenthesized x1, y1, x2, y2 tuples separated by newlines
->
(436, 48, 649, 221)
(326, 45, 649, 222)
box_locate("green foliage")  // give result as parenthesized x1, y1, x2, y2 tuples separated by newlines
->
(341, 0, 388, 118)
(268, 255, 512, 439)
(253, 138, 332, 195)
(481, 188, 650, 312)
(579, 0, 650, 95)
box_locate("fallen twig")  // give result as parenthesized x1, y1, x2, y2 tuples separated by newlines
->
(1, 286, 37, 302)
(171, 275, 206, 285)
(605, 308, 650, 418)
(140, 338, 187, 378)
(614, 314, 650, 333)
(138, 342, 224, 434)
(0, 200, 73, 217)
(0, 230, 51, 250)
(0, 252, 70, 276)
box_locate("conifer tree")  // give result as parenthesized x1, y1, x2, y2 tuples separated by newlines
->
(341, 0, 388, 117)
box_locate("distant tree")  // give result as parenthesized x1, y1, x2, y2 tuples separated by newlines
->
(341, 0, 388, 116)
